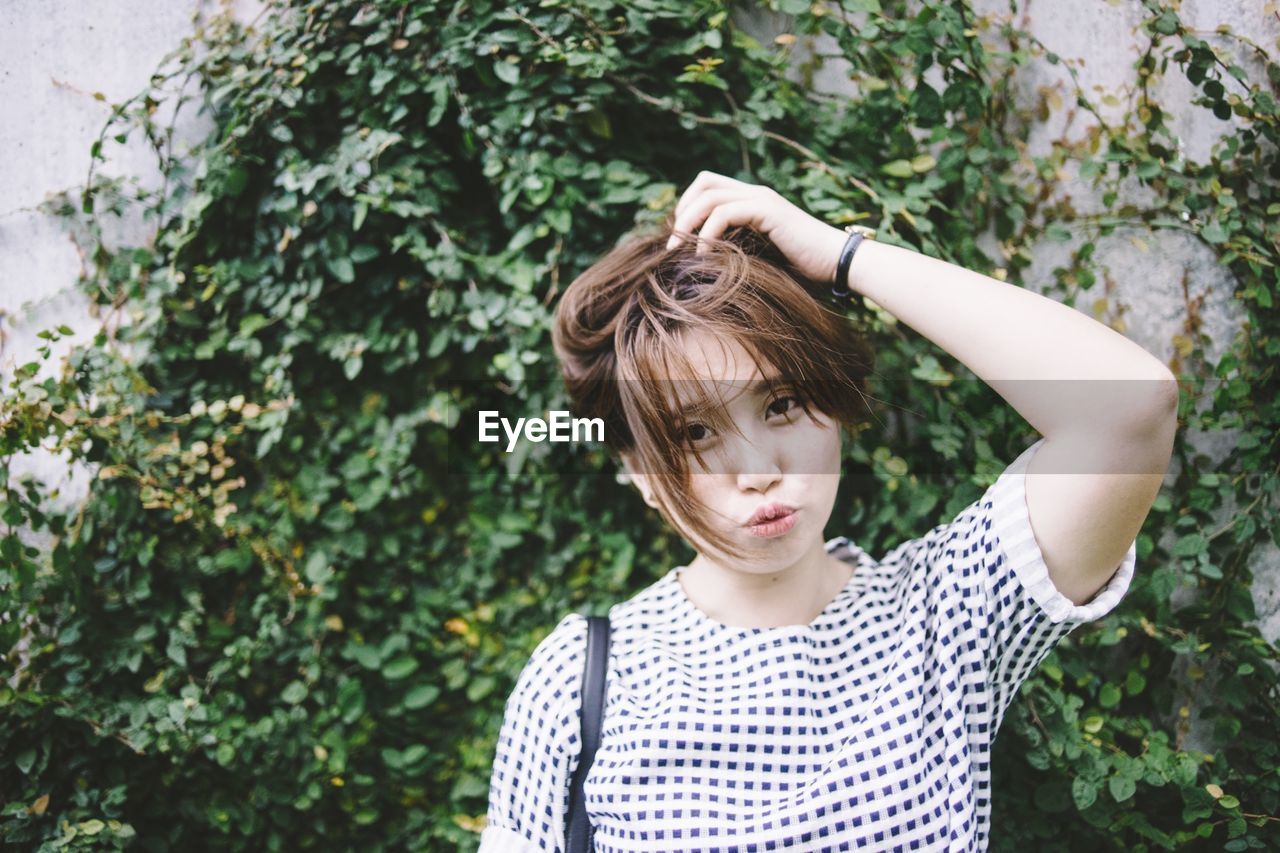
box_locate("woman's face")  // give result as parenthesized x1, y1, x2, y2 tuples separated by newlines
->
(626, 327, 843, 572)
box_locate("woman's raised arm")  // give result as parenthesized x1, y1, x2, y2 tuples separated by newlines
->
(666, 169, 1179, 606)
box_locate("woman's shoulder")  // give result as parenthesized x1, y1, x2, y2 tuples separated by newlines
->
(826, 529, 952, 606)
(510, 612, 591, 713)
(610, 568, 680, 616)
(524, 571, 677, 662)
(528, 610, 591, 664)
(827, 533, 917, 580)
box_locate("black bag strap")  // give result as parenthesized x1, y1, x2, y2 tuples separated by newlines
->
(565, 615, 610, 853)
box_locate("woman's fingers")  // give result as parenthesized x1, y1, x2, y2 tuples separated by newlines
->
(666, 188, 741, 250)
(695, 200, 761, 254)
(662, 169, 847, 282)
(668, 171, 773, 252)
(671, 171, 760, 225)
(674, 170, 740, 219)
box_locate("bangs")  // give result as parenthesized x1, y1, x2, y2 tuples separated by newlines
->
(624, 324, 829, 470)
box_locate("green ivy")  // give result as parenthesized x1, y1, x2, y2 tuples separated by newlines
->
(2, 0, 1277, 849)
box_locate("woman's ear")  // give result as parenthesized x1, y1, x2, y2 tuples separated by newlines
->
(620, 452, 659, 510)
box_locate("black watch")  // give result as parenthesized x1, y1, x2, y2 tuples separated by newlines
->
(831, 223, 876, 307)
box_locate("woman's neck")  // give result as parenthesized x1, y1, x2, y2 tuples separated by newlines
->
(680, 536, 854, 629)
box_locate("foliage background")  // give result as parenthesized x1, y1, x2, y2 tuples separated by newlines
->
(2, 0, 1278, 849)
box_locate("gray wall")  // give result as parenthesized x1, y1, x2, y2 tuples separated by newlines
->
(1, 0, 260, 522)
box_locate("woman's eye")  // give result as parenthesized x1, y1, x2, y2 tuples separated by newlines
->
(685, 423, 711, 442)
(679, 397, 797, 445)
(767, 395, 800, 418)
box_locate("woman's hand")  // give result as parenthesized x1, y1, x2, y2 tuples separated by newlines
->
(665, 170, 850, 286)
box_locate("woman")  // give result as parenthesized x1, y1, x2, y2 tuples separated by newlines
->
(479, 171, 1179, 851)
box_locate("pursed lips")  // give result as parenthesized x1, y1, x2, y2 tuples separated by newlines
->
(744, 503, 798, 527)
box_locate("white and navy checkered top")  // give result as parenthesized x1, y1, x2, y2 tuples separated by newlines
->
(480, 438, 1136, 852)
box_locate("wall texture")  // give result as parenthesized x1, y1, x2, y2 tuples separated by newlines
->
(1, 0, 262, 516)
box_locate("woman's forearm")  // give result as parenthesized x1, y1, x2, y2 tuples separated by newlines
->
(845, 239, 1178, 439)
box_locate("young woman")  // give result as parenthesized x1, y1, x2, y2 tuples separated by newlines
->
(479, 171, 1179, 851)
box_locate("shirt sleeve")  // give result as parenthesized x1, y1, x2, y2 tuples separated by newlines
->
(930, 437, 1136, 731)
(479, 612, 587, 853)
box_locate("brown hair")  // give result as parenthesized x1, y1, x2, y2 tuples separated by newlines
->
(551, 208, 876, 562)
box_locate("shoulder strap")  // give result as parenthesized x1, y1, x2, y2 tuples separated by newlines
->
(565, 615, 610, 853)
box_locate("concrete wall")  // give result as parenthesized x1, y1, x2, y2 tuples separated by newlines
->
(3, 1, 1276, 647)
(1, 0, 260, 521)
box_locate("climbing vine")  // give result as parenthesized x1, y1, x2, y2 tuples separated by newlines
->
(1, 0, 1277, 849)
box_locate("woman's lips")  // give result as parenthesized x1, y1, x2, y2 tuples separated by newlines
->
(745, 508, 798, 538)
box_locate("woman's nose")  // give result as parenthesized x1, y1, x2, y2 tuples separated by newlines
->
(737, 465, 782, 493)
(731, 432, 783, 492)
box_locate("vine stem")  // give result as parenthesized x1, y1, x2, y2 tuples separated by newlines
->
(1210, 812, 1280, 826)
(1205, 462, 1279, 543)
(506, 8, 881, 206)
(54, 699, 147, 756)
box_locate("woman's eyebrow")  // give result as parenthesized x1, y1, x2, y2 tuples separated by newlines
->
(669, 376, 786, 416)
(747, 376, 786, 394)
(734, 375, 790, 400)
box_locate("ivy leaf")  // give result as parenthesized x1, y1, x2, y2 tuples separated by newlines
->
(1201, 220, 1229, 244)
(382, 656, 419, 680)
(910, 154, 937, 172)
(338, 680, 365, 724)
(403, 684, 440, 710)
(1153, 10, 1179, 35)
(304, 550, 330, 584)
(1045, 223, 1073, 242)
(328, 257, 355, 284)
(584, 110, 612, 140)
(494, 57, 520, 85)
(910, 354, 954, 385)
(225, 166, 249, 197)
(1173, 533, 1208, 557)
(1072, 776, 1100, 810)
(466, 674, 496, 701)
(881, 160, 914, 178)
(1126, 671, 1147, 695)
(349, 643, 382, 670)
(343, 355, 363, 381)
(1110, 776, 1137, 803)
